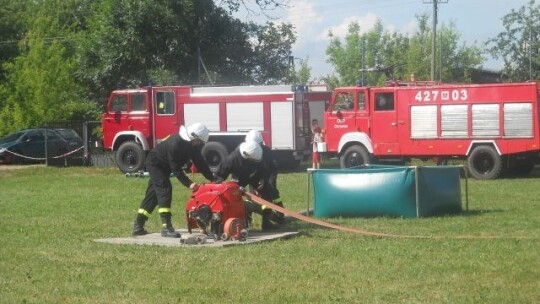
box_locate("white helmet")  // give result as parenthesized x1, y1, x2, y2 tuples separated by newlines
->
(245, 129, 263, 144)
(179, 123, 210, 143)
(239, 141, 262, 162)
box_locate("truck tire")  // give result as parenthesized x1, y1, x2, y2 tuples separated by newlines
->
(116, 141, 146, 174)
(340, 145, 370, 169)
(467, 145, 502, 180)
(202, 141, 228, 172)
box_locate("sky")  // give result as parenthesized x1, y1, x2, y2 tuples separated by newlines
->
(233, 0, 531, 80)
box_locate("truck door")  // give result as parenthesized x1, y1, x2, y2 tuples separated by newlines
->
(152, 89, 179, 144)
(102, 93, 129, 148)
(324, 90, 356, 151)
(371, 90, 399, 155)
(354, 90, 370, 134)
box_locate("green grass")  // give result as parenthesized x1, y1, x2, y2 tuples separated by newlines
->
(0, 165, 538, 303)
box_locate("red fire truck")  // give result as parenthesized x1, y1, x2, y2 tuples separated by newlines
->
(323, 81, 540, 179)
(101, 84, 330, 173)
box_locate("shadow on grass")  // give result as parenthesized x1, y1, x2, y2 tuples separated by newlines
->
(460, 208, 505, 217)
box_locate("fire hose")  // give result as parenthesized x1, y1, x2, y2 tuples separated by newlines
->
(242, 191, 539, 240)
(242, 191, 412, 238)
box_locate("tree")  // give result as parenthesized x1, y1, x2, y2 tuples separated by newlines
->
(0, 1, 35, 82)
(249, 21, 296, 84)
(77, 0, 296, 99)
(218, 0, 288, 17)
(407, 15, 482, 83)
(326, 22, 362, 86)
(292, 56, 311, 84)
(487, 0, 540, 81)
(0, 0, 296, 135)
(0, 0, 98, 136)
(325, 14, 483, 87)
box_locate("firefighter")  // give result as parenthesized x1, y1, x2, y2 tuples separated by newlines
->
(132, 122, 215, 237)
(244, 130, 285, 228)
(213, 140, 277, 230)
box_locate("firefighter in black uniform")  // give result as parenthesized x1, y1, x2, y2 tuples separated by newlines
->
(132, 123, 215, 237)
(213, 140, 277, 230)
(214, 140, 263, 189)
(244, 130, 284, 228)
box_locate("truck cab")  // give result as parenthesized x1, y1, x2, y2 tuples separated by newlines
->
(324, 86, 401, 167)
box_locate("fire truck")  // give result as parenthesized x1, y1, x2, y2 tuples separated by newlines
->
(101, 84, 330, 173)
(323, 81, 540, 179)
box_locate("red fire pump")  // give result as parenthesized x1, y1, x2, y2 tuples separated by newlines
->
(185, 181, 248, 241)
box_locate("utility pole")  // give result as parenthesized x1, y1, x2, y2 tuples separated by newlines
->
(529, 27, 533, 81)
(424, 0, 447, 81)
(360, 38, 365, 86)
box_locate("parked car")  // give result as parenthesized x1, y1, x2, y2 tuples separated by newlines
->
(0, 128, 84, 165)
(54, 128, 84, 152)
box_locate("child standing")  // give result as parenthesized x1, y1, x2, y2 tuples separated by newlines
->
(312, 126, 323, 169)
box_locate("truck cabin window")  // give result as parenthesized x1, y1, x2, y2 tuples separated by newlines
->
(333, 92, 354, 111)
(131, 93, 147, 112)
(110, 95, 128, 112)
(155, 91, 175, 115)
(375, 93, 395, 111)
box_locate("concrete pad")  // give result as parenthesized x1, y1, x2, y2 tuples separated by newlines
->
(95, 229, 300, 248)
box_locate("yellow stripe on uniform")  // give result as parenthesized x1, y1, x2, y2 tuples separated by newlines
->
(158, 208, 171, 214)
(137, 208, 151, 218)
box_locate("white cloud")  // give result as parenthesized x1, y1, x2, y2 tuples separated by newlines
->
(284, 1, 323, 51)
(401, 19, 419, 37)
(317, 13, 380, 41)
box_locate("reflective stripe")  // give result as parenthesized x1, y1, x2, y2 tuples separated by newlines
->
(137, 208, 151, 218)
(158, 208, 171, 214)
(261, 205, 268, 210)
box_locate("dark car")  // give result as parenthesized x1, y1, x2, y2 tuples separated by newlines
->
(54, 128, 84, 151)
(0, 128, 83, 164)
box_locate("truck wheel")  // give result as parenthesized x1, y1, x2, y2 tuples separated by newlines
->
(467, 145, 502, 180)
(340, 145, 370, 169)
(116, 141, 145, 174)
(202, 142, 228, 172)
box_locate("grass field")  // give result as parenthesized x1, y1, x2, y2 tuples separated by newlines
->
(0, 164, 538, 303)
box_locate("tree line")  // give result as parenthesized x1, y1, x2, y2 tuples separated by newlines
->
(0, 0, 538, 136)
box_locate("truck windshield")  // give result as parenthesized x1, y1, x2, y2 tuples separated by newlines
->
(110, 95, 127, 112)
(333, 92, 354, 111)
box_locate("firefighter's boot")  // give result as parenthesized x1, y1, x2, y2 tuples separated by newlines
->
(261, 209, 279, 231)
(132, 214, 149, 236)
(161, 224, 181, 238)
(269, 202, 285, 225)
(243, 200, 259, 228)
(160, 213, 181, 238)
